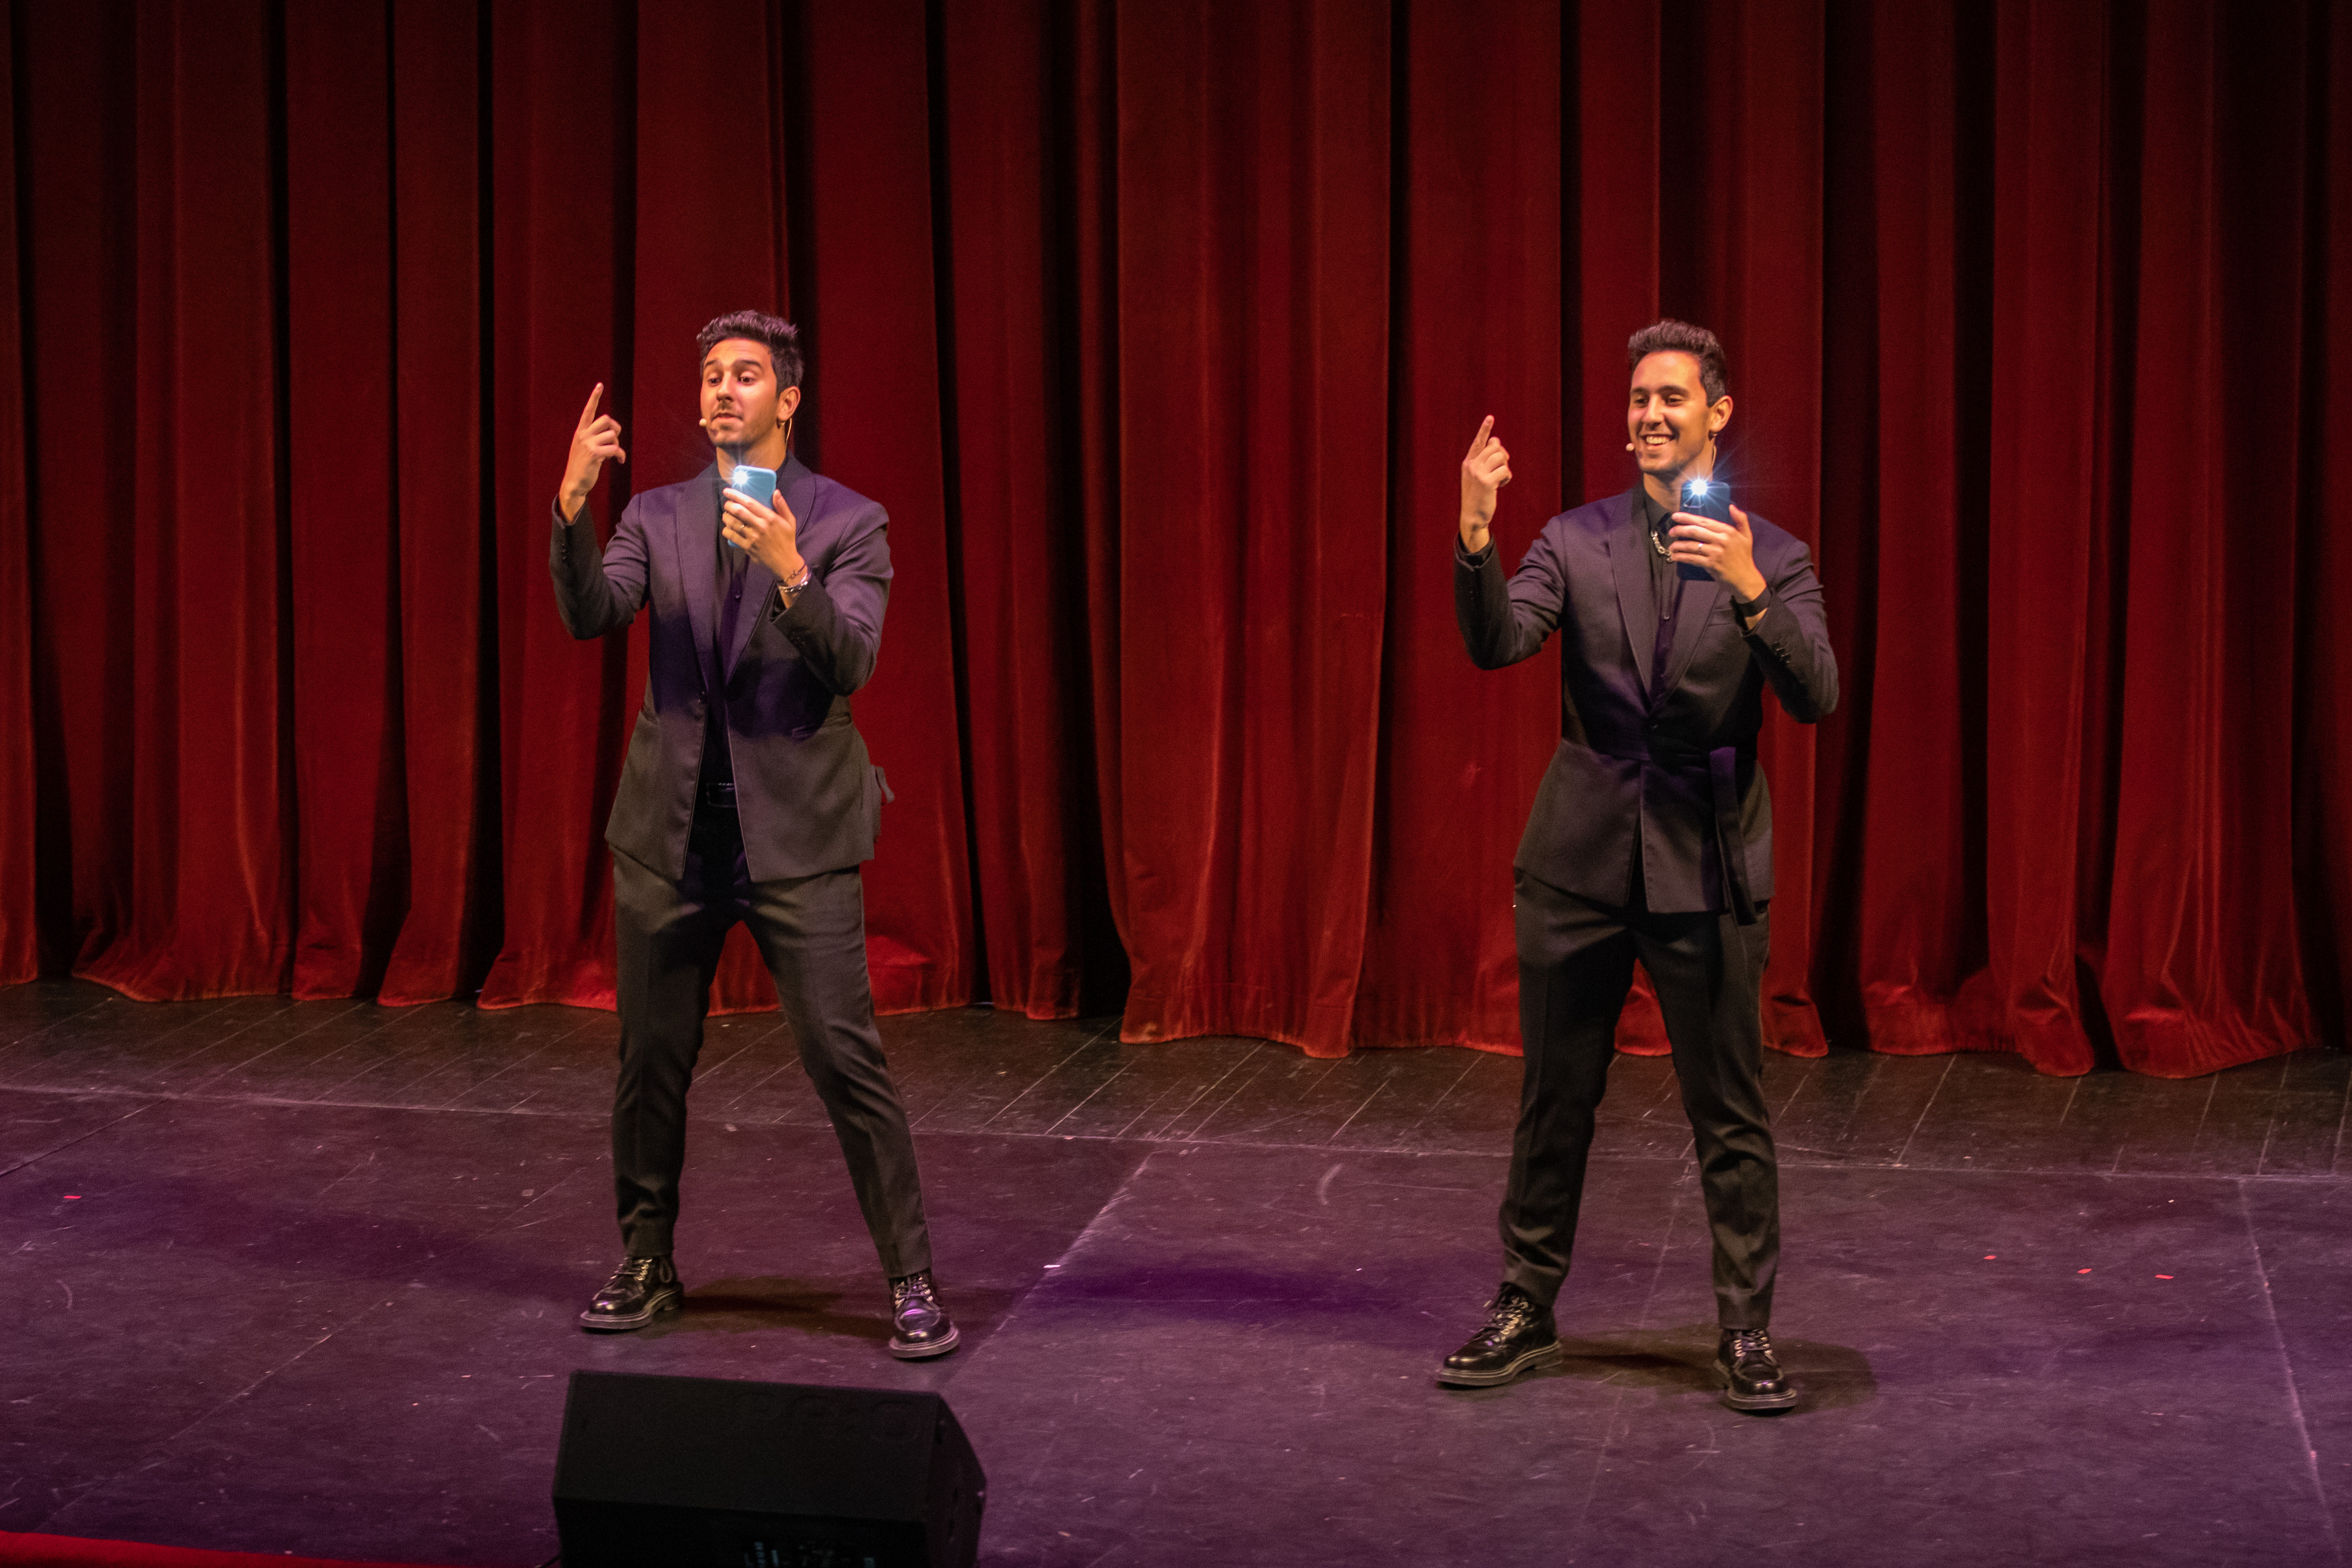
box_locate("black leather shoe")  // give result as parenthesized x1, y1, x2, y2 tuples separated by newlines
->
(1436, 1284, 1562, 1387)
(1716, 1328, 1799, 1411)
(577, 1255, 684, 1332)
(888, 1270, 961, 1360)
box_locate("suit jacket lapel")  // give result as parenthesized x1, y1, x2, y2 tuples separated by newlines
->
(1607, 488, 1658, 699)
(1658, 571, 1728, 697)
(721, 454, 815, 681)
(676, 464, 723, 696)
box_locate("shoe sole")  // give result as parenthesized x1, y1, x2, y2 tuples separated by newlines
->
(889, 1322, 961, 1360)
(1435, 1340, 1563, 1388)
(577, 1285, 684, 1332)
(1714, 1358, 1800, 1411)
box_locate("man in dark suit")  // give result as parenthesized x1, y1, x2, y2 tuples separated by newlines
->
(548, 309, 955, 1359)
(1438, 319, 1836, 1409)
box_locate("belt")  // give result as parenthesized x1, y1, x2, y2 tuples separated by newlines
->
(1590, 737, 1760, 927)
(700, 780, 738, 811)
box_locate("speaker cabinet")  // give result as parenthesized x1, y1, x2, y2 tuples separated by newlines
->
(552, 1370, 985, 1567)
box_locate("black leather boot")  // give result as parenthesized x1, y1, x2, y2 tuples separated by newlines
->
(1436, 1283, 1562, 1387)
(888, 1270, 961, 1360)
(1716, 1328, 1799, 1411)
(577, 1255, 684, 1332)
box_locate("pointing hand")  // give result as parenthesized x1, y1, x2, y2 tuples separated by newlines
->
(558, 384, 628, 518)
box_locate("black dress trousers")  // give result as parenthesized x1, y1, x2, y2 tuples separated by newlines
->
(1500, 866, 1778, 1330)
(609, 806, 931, 1279)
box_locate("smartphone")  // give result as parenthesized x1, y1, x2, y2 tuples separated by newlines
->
(724, 465, 778, 552)
(1676, 475, 1730, 582)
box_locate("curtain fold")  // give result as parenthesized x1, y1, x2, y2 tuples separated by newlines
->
(1817, 0, 1990, 1061)
(2102, 0, 2314, 1075)
(2297, 0, 2352, 1056)
(1107, 0, 1391, 1056)
(476, 0, 635, 1010)
(285, 0, 501, 1009)
(936, 0, 1126, 1020)
(17, 0, 289, 1000)
(1354, 0, 1564, 1056)
(1979, 0, 2105, 1076)
(0, 0, 2340, 1079)
(0, 0, 32, 988)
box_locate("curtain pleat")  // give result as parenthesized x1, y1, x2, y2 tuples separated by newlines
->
(0, 0, 32, 988)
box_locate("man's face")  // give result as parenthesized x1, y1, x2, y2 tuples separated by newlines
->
(700, 337, 798, 447)
(1627, 351, 1728, 484)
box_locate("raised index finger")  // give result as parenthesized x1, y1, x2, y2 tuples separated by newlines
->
(1465, 415, 1494, 461)
(577, 383, 604, 433)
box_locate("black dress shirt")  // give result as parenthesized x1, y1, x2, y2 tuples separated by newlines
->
(1634, 486, 1686, 703)
(701, 471, 750, 797)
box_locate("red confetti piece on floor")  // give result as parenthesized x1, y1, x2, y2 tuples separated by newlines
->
(2156, 1274, 2173, 1280)
(63, 1195, 79, 1200)
(2078, 1268, 2092, 1274)
(1984, 1254, 1996, 1260)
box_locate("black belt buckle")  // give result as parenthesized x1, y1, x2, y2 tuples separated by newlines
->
(702, 780, 738, 811)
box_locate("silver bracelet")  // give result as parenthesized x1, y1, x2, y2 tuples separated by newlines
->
(779, 564, 814, 602)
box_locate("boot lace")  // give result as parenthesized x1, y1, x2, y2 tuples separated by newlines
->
(1479, 1286, 1539, 1342)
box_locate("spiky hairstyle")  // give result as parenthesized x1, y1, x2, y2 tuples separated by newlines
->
(696, 310, 804, 390)
(1627, 318, 1729, 403)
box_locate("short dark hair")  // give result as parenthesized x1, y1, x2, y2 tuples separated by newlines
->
(1627, 318, 1729, 404)
(696, 310, 804, 390)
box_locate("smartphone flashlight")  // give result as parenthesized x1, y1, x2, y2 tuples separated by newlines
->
(730, 465, 778, 508)
(1676, 475, 1729, 581)
(724, 466, 778, 552)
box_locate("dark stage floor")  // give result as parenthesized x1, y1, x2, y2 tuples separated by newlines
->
(2, 981, 2348, 1568)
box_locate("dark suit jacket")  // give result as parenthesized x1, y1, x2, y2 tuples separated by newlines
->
(549, 455, 891, 884)
(1455, 487, 1837, 918)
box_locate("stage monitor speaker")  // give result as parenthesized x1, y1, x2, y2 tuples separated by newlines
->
(552, 1370, 985, 1568)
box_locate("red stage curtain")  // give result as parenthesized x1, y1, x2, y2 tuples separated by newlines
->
(0, 2, 30, 988)
(0, 1, 2342, 1078)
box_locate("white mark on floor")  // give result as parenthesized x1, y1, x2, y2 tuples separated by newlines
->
(1317, 1162, 1345, 1205)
